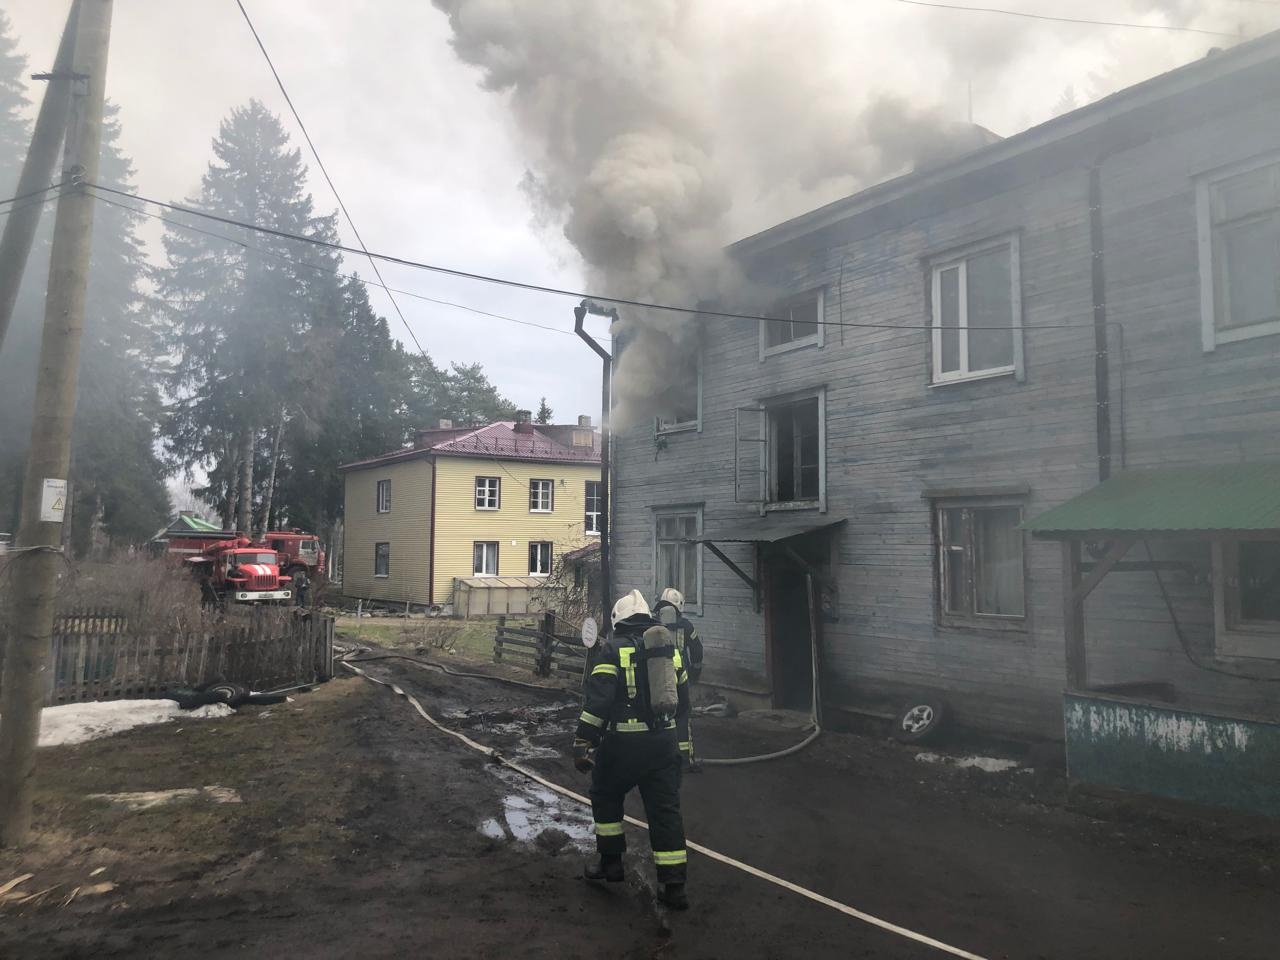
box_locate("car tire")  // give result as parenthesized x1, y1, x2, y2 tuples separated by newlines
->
(894, 698, 947, 743)
(205, 681, 251, 706)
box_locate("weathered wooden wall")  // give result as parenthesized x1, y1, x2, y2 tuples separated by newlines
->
(613, 48, 1280, 736)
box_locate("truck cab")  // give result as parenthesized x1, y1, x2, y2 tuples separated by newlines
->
(186, 538, 292, 603)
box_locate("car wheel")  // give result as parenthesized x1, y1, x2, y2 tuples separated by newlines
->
(894, 698, 947, 743)
(205, 681, 250, 706)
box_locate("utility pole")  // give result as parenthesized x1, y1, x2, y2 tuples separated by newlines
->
(0, 0, 113, 848)
(0, 0, 81, 353)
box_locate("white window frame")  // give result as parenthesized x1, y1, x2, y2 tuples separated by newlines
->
(375, 479, 391, 514)
(473, 541, 499, 577)
(475, 476, 500, 511)
(374, 541, 390, 579)
(1196, 152, 1280, 352)
(929, 235, 1023, 385)
(529, 478, 554, 513)
(1212, 539, 1280, 659)
(762, 388, 826, 514)
(760, 288, 825, 360)
(528, 541, 553, 577)
(585, 480, 602, 536)
(932, 497, 1027, 632)
(653, 505, 703, 615)
(655, 343, 703, 436)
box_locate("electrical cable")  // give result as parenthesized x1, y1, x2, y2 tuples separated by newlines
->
(0, 185, 73, 221)
(1142, 540, 1280, 682)
(83, 182, 1118, 333)
(894, 0, 1244, 38)
(0, 180, 68, 208)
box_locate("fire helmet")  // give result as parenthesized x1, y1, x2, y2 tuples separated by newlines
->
(611, 589, 651, 628)
(659, 587, 685, 612)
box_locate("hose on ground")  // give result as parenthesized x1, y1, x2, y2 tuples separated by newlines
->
(335, 645, 571, 695)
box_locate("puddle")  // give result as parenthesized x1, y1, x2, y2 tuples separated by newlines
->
(915, 752, 1028, 774)
(476, 768, 594, 849)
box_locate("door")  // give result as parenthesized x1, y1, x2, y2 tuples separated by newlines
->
(768, 562, 814, 711)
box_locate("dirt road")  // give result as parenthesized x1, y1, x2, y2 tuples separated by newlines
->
(2, 647, 1276, 959)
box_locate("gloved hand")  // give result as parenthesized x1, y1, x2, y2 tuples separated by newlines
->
(573, 738, 596, 773)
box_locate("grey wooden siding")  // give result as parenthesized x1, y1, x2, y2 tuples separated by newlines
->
(614, 55, 1280, 737)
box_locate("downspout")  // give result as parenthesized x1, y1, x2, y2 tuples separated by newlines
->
(574, 300, 615, 631)
(1089, 164, 1112, 482)
(428, 456, 437, 607)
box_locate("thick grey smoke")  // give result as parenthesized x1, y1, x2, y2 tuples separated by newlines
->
(429, 0, 1272, 428)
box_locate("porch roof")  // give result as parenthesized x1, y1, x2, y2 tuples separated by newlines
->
(1026, 464, 1280, 540)
(691, 517, 847, 544)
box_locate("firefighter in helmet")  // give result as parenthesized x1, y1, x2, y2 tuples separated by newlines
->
(653, 587, 703, 771)
(573, 589, 691, 910)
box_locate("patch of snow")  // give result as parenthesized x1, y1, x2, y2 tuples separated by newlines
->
(478, 818, 506, 840)
(88, 786, 242, 811)
(30, 699, 233, 747)
(915, 751, 1026, 774)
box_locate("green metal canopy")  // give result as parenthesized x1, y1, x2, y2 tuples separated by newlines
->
(1027, 464, 1280, 539)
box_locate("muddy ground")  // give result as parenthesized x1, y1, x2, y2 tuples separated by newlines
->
(2, 643, 1278, 960)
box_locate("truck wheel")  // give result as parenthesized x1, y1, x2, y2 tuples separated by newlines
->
(894, 698, 947, 744)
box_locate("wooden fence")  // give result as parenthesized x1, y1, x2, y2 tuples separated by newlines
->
(0, 606, 335, 706)
(492, 611, 589, 679)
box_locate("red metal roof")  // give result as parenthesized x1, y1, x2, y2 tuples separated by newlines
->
(339, 422, 602, 471)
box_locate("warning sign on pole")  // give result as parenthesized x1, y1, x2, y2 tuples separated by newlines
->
(40, 478, 67, 523)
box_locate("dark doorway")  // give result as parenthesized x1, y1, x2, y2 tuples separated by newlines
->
(769, 563, 814, 710)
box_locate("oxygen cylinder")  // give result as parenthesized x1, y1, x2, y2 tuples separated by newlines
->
(641, 625, 679, 721)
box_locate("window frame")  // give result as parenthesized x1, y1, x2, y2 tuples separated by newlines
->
(529, 478, 554, 513)
(761, 388, 826, 514)
(473, 540, 499, 577)
(528, 541, 553, 577)
(1197, 152, 1280, 351)
(1212, 539, 1280, 659)
(760, 288, 825, 360)
(931, 496, 1027, 633)
(374, 541, 390, 579)
(585, 479, 602, 536)
(375, 479, 391, 514)
(929, 234, 1024, 385)
(655, 342, 703, 436)
(653, 505, 703, 615)
(474, 476, 501, 511)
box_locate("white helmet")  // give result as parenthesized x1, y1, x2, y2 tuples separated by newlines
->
(659, 587, 685, 612)
(611, 589, 651, 628)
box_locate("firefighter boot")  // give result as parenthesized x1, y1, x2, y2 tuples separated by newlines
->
(584, 854, 624, 883)
(659, 882, 689, 910)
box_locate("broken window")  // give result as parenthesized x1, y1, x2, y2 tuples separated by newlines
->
(374, 542, 390, 578)
(935, 501, 1025, 624)
(585, 480, 602, 534)
(762, 290, 823, 356)
(656, 347, 701, 433)
(475, 476, 500, 510)
(770, 396, 821, 504)
(930, 238, 1020, 383)
(529, 541, 552, 576)
(473, 541, 498, 576)
(656, 511, 700, 607)
(529, 478, 554, 513)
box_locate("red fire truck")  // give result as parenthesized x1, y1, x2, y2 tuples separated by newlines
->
(154, 515, 326, 582)
(186, 538, 292, 604)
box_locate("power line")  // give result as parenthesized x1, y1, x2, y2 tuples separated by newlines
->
(85, 181, 1114, 333)
(0, 180, 67, 208)
(0, 186, 73, 221)
(92, 190, 595, 340)
(894, 0, 1244, 38)
(232, 0, 427, 358)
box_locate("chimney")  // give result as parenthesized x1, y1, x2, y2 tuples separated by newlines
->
(438, 418, 453, 429)
(514, 409, 534, 434)
(577, 415, 592, 428)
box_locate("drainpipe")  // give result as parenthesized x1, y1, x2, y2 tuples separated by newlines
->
(574, 300, 616, 631)
(1089, 164, 1112, 482)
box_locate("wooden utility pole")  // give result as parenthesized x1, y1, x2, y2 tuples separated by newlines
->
(0, 0, 81, 352)
(0, 0, 113, 848)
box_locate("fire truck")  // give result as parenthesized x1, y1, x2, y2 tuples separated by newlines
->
(186, 538, 292, 604)
(153, 515, 327, 582)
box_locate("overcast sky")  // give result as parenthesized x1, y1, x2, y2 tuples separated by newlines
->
(2, 1, 1273, 426)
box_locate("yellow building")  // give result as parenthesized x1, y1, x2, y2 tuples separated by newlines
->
(339, 418, 602, 611)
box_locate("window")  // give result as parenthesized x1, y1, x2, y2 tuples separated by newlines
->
(1213, 539, 1280, 658)
(529, 541, 552, 576)
(585, 480, 602, 535)
(473, 541, 498, 576)
(475, 476, 500, 510)
(656, 510, 700, 608)
(761, 289, 823, 357)
(930, 237, 1022, 383)
(656, 348, 701, 434)
(1198, 158, 1280, 349)
(529, 478, 554, 513)
(374, 542, 390, 578)
(769, 394, 824, 507)
(376, 479, 391, 514)
(934, 501, 1025, 627)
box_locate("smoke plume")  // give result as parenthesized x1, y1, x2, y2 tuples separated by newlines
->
(430, 0, 1274, 428)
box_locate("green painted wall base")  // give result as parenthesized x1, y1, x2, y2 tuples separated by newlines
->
(1065, 693, 1280, 818)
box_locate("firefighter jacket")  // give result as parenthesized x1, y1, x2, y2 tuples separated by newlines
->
(575, 624, 690, 747)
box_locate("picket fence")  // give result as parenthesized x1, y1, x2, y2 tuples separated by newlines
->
(492, 611, 589, 679)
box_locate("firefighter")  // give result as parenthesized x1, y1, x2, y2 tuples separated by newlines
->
(653, 587, 703, 771)
(573, 589, 691, 910)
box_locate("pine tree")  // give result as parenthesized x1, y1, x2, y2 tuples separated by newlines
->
(0, 10, 30, 195)
(535, 396, 553, 424)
